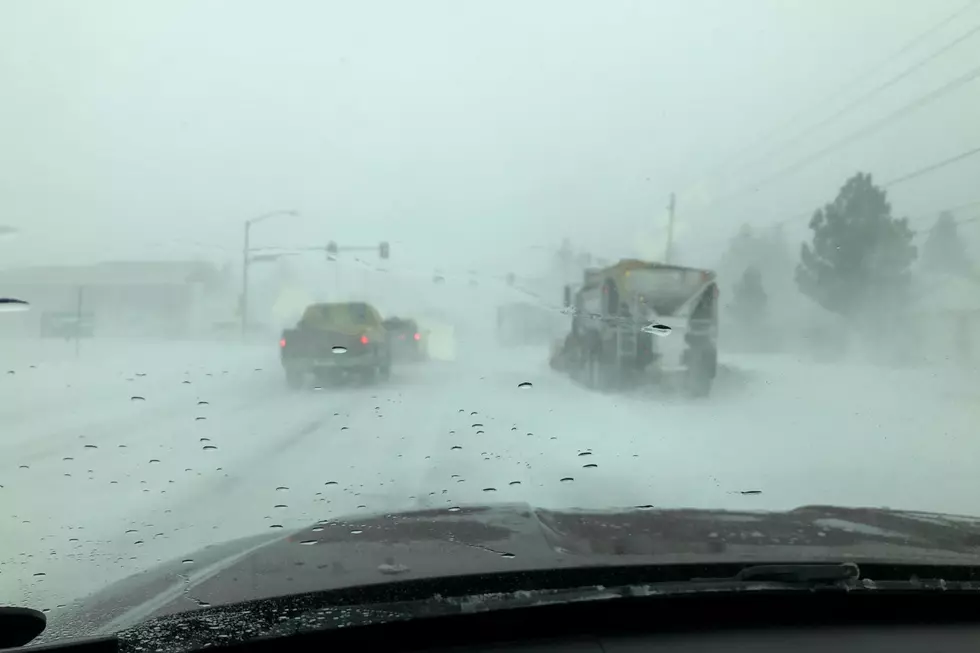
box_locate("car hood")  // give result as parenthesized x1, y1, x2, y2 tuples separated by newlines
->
(50, 503, 980, 638)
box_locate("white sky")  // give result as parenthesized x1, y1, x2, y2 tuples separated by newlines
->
(2, 0, 979, 274)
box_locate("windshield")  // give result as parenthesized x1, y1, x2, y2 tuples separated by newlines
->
(4, 0, 980, 645)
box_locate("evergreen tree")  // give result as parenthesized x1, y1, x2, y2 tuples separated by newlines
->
(730, 265, 768, 325)
(922, 211, 972, 276)
(796, 172, 916, 317)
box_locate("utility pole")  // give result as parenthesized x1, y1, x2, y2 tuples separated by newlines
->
(665, 192, 676, 264)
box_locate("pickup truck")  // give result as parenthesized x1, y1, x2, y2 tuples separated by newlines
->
(279, 302, 391, 388)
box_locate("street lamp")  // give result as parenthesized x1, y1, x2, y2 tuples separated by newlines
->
(242, 210, 298, 335)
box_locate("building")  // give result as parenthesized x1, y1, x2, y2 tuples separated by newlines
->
(0, 260, 233, 339)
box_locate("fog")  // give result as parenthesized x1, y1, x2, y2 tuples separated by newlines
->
(3, 0, 980, 633)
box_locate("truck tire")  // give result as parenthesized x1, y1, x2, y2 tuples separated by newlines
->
(684, 347, 715, 398)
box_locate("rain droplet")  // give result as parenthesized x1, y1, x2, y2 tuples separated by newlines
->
(641, 323, 672, 337)
(131, 396, 145, 402)
(583, 463, 598, 469)
(274, 504, 287, 509)
(148, 459, 160, 464)
(448, 506, 461, 512)
(197, 401, 209, 406)
(269, 524, 284, 529)
(740, 490, 762, 495)
(482, 487, 497, 493)
(312, 526, 323, 532)
(332, 346, 348, 354)
(577, 451, 592, 457)
(350, 529, 363, 535)
(500, 552, 516, 559)
(341, 426, 349, 431)
(182, 559, 194, 564)
(560, 477, 575, 483)
(200, 437, 210, 443)
(181, 380, 192, 385)
(636, 504, 654, 509)
(118, 444, 127, 448)
(84, 444, 97, 449)
(472, 423, 484, 428)
(518, 382, 532, 389)
(451, 445, 462, 450)
(324, 481, 338, 486)
(133, 540, 144, 545)
(202, 445, 218, 451)
(63, 457, 74, 461)
(195, 416, 207, 421)
(476, 430, 485, 435)
(0, 298, 30, 312)
(19, 465, 29, 469)
(33, 572, 46, 577)
(298, 539, 317, 546)
(509, 481, 521, 486)
(275, 486, 289, 492)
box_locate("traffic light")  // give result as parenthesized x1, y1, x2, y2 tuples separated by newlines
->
(379, 241, 390, 259)
(326, 241, 338, 255)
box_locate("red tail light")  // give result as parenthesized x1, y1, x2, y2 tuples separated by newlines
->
(413, 332, 421, 341)
(279, 338, 286, 348)
(360, 335, 369, 345)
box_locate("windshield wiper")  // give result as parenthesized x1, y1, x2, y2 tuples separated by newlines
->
(693, 563, 861, 586)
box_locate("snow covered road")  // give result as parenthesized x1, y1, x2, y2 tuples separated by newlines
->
(3, 336, 980, 617)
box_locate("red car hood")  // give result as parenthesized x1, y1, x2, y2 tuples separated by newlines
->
(49, 502, 980, 639)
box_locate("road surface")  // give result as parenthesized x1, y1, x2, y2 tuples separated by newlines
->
(2, 332, 979, 621)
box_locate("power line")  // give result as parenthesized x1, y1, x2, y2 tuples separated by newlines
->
(883, 145, 980, 187)
(706, 0, 980, 175)
(740, 21, 980, 170)
(704, 62, 980, 209)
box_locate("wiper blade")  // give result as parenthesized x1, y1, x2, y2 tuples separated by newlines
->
(695, 563, 860, 586)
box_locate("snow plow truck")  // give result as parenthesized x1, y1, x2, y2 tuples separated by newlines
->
(549, 259, 719, 397)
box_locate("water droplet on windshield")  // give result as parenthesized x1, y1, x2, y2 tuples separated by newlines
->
(276, 486, 289, 492)
(583, 463, 598, 469)
(500, 552, 516, 559)
(83, 444, 97, 449)
(448, 506, 461, 512)
(182, 559, 194, 564)
(740, 490, 762, 495)
(195, 416, 206, 421)
(560, 477, 575, 483)
(472, 423, 483, 428)
(269, 524, 284, 529)
(324, 481, 338, 486)
(274, 504, 287, 509)
(483, 487, 497, 492)
(63, 457, 73, 461)
(341, 426, 349, 431)
(641, 323, 672, 337)
(118, 444, 127, 448)
(476, 430, 485, 435)
(182, 380, 192, 385)
(517, 382, 532, 389)
(197, 401, 209, 406)
(33, 572, 46, 577)
(130, 396, 145, 402)
(298, 540, 317, 546)
(350, 529, 363, 535)
(311, 526, 323, 532)
(202, 445, 218, 451)
(148, 459, 160, 464)
(509, 481, 521, 486)
(577, 451, 592, 457)
(200, 437, 210, 443)
(451, 445, 462, 451)
(332, 346, 348, 354)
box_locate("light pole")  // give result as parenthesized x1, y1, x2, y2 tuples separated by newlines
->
(241, 210, 298, 336)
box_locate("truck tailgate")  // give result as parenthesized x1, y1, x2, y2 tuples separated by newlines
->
(281, 328, 372, 359)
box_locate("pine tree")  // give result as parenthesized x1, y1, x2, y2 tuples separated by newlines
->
(796, 172, 916, 317)
(922, 211, 972, 276)
(730, 266, 768, 325)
